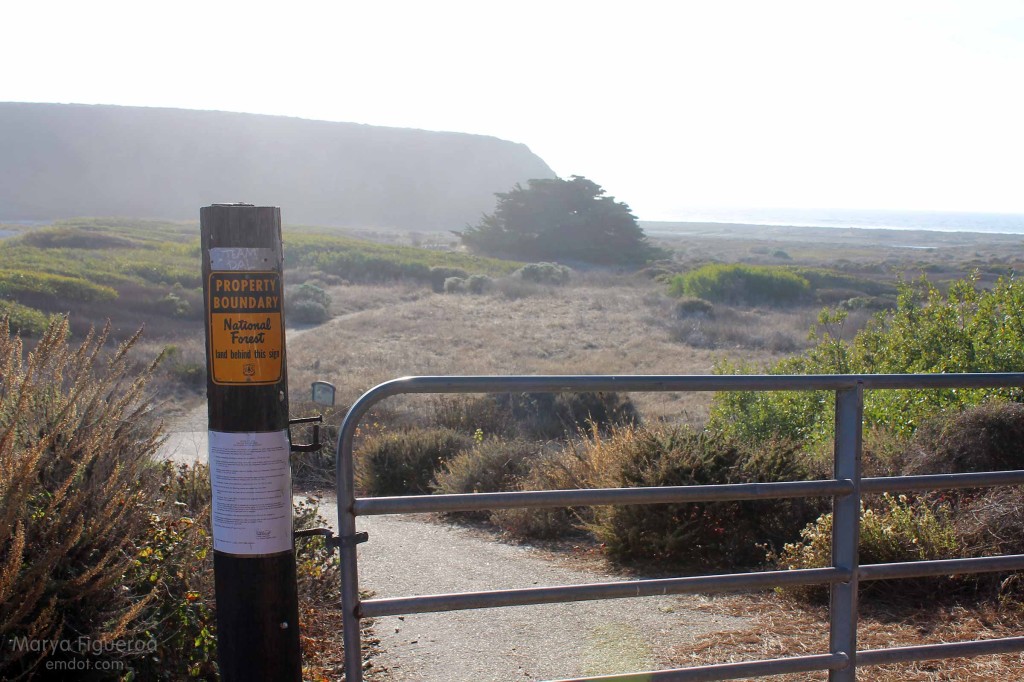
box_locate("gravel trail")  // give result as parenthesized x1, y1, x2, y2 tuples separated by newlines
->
(156, 321, 751, 681)
(335, 510, 750, 682)
(159, 406, 209, 463)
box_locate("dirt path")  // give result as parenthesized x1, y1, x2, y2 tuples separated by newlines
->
(157, 434, 751, 682)
(332, 510, 750, 682)
(160, 405, 210, 463)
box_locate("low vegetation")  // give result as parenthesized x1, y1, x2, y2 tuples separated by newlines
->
(667, 263, 898, 309)
(0, 318, 165, 678)
(285, 232, 520, 285)
(355, 428, 473, 496)
(459, 176, 664, 265)
(587, 427, 818, 568)
(710, 275, 1024, 442)
(336, 271, 1024, 619)
(0, 299, 51, 335)
(286, 282, 332, 324)
(0, 318, 342, 679)
(668, 263, 811, 306)
(432, 438, 542, 520)
(513, 262, 572, 285)
(774, 493, 960, 602)
(6, 216, 1024, 676)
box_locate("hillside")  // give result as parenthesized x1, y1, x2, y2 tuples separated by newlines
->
(0, 102, 554, 229)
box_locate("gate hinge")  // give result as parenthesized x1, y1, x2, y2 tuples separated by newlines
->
(289, 414, 324, 453)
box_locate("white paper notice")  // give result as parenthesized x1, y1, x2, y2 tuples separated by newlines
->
(208, 430, 293, 555)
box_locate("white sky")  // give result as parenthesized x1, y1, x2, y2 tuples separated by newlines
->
(3, 1, 1024, 220)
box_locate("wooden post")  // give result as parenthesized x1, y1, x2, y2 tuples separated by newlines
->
(200, 204, 302, 681)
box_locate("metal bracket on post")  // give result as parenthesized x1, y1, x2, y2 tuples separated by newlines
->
(289, 415, 323, 453)
(338, 531, 369, 548)
(292, 528, 367, 556)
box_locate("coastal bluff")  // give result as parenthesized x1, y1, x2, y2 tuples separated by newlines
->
(0, 102, 554, 230)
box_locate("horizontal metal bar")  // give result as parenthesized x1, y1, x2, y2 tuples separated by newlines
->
(858, 636, 1024, 667)
(547, 652, 849, 682)
(855, 373, 1024, 390)
(358, 567, 849, 618)
(860, 554, 1024, 581)
(354, 479, 853, 516)
(861, 469, 1024, 493)
(350, 373, 1024, 404)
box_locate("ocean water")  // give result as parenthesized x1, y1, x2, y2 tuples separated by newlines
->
(656, 208, 1024, 234)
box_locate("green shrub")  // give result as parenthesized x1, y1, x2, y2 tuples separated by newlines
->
(129, 462, 216, 679)
(774, 493, 959, 602)
(0, 301, 50, 335)
(0, 270, 118, 303)
(286, 283, 332, 324)
(467, 274, 494, 294)
(429, 266, 469, 292)
(290, 298, 331, 324)
(589, 426, 819, 568)
(155, 290, 192, 318)
(432, 438, 542, 520)
(355, 428, 473, 496)
(711, 276, 1024, 443)
(443, 276, 466, 293)
(672, 297, 714, 318)
(668, 264, 810, 306)
(514, 262, 571, 285)
(292, 282, 330, 308)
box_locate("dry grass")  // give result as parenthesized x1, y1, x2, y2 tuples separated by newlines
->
(300, 601, 381, 682)
(286, 279, 802, 426)
(676, 593, 1023, 681)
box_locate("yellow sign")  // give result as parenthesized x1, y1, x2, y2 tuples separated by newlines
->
(208, 272, 283, 385)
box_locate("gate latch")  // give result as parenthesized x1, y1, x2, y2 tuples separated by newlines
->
(289, 414, 323, 453)
(293, 528, 368, 556)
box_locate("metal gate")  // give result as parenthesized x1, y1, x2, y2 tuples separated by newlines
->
(333, 373, 1024, 681)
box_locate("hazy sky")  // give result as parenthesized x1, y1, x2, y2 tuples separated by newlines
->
(4, 1, 1024, 220)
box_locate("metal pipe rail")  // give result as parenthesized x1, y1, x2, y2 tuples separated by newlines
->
(357, 554, 1024, 619)
(333, 373, 1024, 681)
(352, 469, 1024, 516)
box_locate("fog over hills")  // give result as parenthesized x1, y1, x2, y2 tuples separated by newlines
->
(0, 103, 555, 230)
